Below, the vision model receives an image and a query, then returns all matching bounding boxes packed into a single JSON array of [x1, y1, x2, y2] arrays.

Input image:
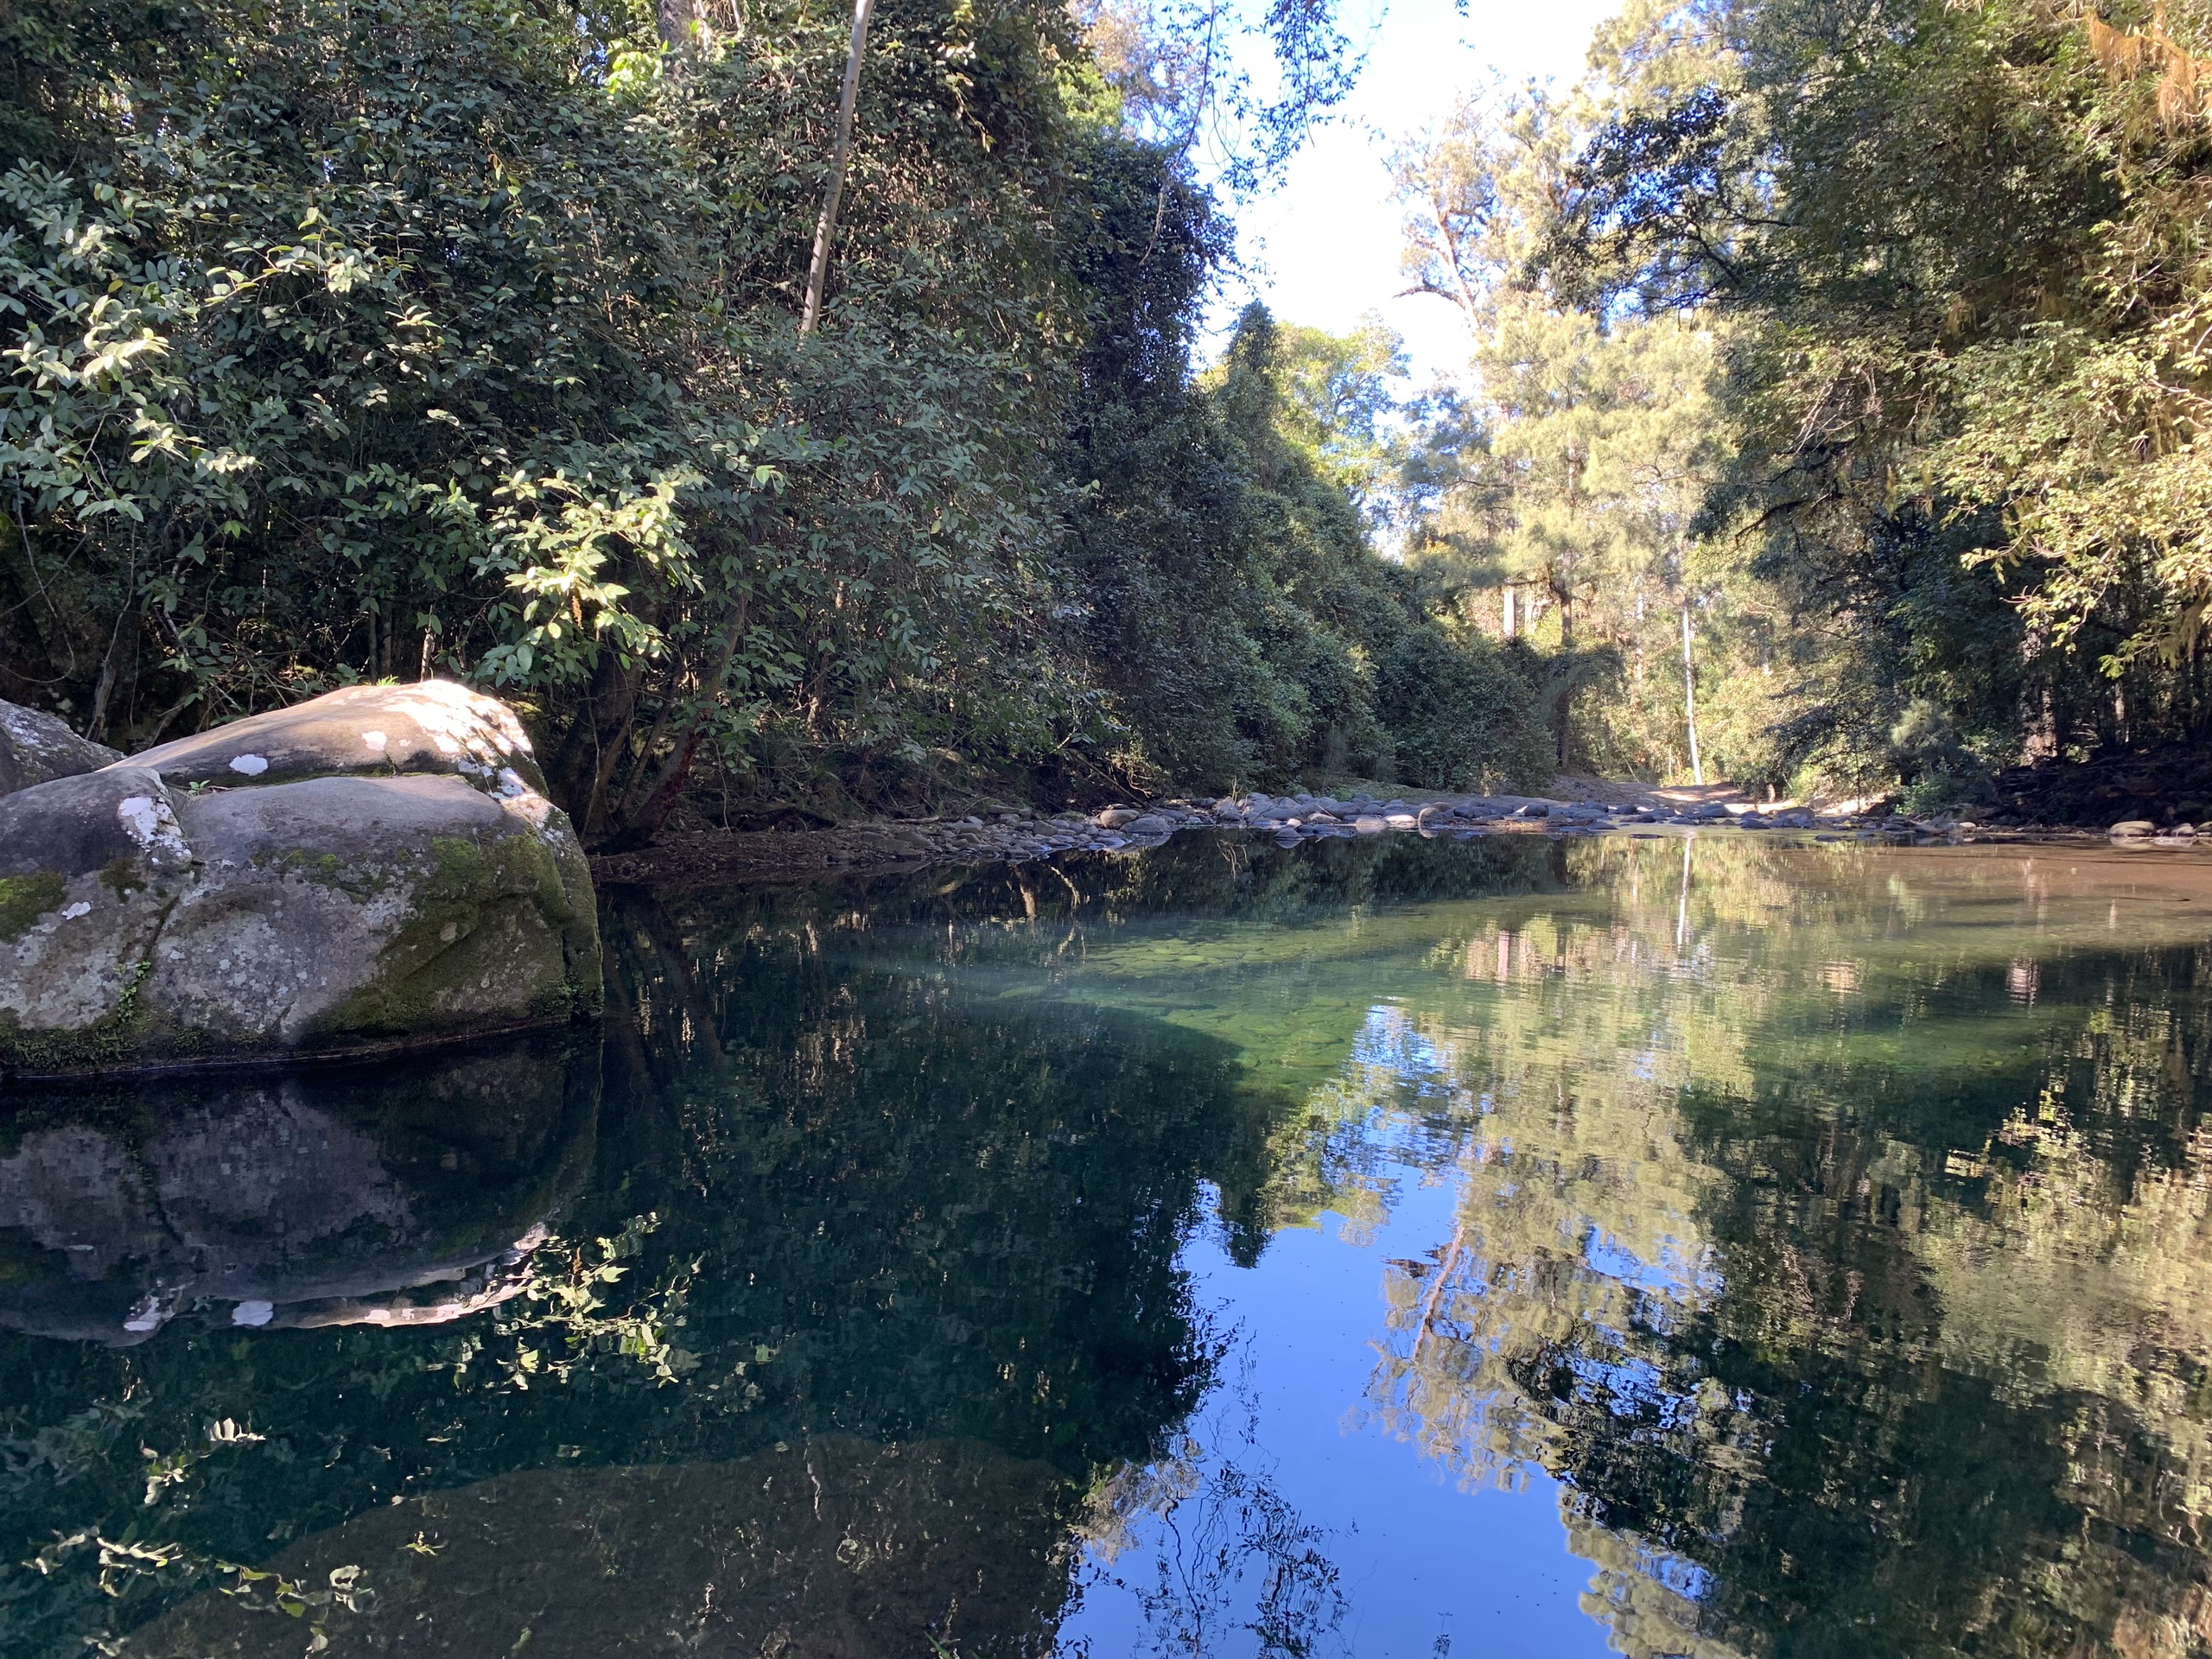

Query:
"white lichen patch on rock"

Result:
[[115, 790, 192, 868]]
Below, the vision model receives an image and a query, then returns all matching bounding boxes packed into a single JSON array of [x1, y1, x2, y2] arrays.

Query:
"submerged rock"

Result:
[[0, 699, 121, 798], [0, 683, 597, 1074], [137, 1434, 1071, 1659]]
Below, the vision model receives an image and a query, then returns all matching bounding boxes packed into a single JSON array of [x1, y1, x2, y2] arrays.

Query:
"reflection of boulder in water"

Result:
[[138, 1435, 1071, 1658], [0, 1036, 597, 1344]]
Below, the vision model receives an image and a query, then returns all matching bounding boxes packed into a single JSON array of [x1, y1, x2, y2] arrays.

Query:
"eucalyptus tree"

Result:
[[1393, 90, 1730, 778]]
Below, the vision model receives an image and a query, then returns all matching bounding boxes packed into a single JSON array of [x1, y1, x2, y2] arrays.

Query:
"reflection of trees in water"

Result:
[[1070, 1362, 1349, 1659], [599, 881, 1265, 1472], [3, 873, 1311, 1658], [19, 836, 2212, 1656], [1295, 842, 2212, 1657]]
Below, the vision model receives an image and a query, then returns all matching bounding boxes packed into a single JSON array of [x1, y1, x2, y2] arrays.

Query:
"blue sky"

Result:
[[1212, 0, 1623, 385]]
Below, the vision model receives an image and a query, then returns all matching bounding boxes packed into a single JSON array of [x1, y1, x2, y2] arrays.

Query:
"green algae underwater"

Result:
[[3, 830, 2212, 1657]]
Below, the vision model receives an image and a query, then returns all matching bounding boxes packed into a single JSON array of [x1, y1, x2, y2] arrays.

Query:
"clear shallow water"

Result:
[[4, 832, 2212, 1656]]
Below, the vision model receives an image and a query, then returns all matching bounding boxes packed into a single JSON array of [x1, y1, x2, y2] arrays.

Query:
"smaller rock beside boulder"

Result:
[[0, 702, 122, 799]]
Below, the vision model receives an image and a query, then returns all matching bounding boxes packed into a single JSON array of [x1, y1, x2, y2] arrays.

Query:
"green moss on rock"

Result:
[[0, 872, 66, 944], [0, 948, 185, 1073], [321, 832, 580, 1039]]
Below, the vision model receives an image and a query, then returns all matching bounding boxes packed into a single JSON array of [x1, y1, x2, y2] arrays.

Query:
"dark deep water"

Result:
[[5, 831, 2212, 1658]]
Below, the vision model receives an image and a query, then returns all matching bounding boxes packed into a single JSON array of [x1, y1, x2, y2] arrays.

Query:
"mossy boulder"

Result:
[[0, 699, 122, 799], [0, 687, 599, 1075]]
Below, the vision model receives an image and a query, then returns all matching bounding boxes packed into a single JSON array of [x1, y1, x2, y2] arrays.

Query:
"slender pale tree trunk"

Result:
[[800, 0, 876, 335], [1554, 581, 1574, 768], [1675, 836, 1693, 955], [1681, 602, 1703, 786]]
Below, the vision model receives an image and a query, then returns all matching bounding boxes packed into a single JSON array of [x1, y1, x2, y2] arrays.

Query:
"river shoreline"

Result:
[[590, 788, 2168, 889]]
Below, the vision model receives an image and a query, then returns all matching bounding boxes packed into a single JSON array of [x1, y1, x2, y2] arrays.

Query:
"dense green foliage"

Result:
[[1069, 289, 1548, 790], [21, 0, 2212, 823], [0, 0, 1547, 845], [1389, 0, 2212, 804]]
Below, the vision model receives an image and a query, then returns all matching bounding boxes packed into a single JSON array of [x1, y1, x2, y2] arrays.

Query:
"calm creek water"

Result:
[[5, 831, 2212, 1657]]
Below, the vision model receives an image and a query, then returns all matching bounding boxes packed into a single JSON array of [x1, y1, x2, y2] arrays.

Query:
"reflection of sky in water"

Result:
[[1584, 1226, 1719, 1302], [1043, 841, 2212, 1656], [1556, 1350, 1701, 1434], [1062, 1176, 1616, 1659], [1062, 990, 1731, 1656], [1350, 1004, 1452, 1085]]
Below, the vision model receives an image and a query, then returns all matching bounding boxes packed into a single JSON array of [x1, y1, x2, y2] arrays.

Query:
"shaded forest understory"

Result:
[[11, 0, 2212, 846]]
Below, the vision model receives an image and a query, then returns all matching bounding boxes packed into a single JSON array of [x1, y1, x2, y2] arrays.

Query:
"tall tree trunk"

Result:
[[799, 0, 876, 335], [544, 651, 648, 838], [1681, 602, 1703, 785], [1554, 582, 1573, 768]]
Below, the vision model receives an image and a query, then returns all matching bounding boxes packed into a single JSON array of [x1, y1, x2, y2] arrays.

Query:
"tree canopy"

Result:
[[0, 0, 1546, 844], [1390, 0, 2212, 805]]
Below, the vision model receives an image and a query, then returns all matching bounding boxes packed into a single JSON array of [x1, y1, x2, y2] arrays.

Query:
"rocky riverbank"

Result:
[[594, 785, 2131, 887]]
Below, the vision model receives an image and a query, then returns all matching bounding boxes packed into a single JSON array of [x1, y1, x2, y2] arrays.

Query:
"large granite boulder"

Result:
[[0, 683, 599, 1074], [0, 700, 121, 798]]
